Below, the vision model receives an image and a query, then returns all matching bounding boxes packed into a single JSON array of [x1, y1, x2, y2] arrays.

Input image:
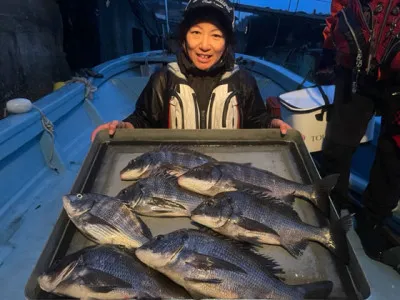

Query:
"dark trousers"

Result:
[[321, 68, 400, 221]]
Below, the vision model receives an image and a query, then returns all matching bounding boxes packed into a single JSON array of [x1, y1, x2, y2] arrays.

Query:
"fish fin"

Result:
[[311, 174, 340, 215], [190, 225, 284, 278], [185, 253, 247, 274], [148, 169, 179, 181], [240, 162, 253, 166], [148, 197, 187, 212], [280, 194, 296, 205], [158, 145, 216, 160], [159, 163, 188, 176], [233, 182, 273, 195], [185, 288, 207, 300], [244, 250, 284, 279], [79, 268, 132, 291], [262, 199, 303, 223], [236, 187, 297, 207], [184, 277, 223, 284], [193, 224, 256, 250], [295, 280, 333, 299], [234, 217, 279, 236], [281, 239, 309, 258], [135, 214, 153, 240], [325, 214, 353, 264], [84, 215, 122, 237]]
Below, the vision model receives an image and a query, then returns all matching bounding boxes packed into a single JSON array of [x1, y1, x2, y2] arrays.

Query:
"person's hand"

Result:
[[270, 119, 305, 140], [271, 119, 292, 135], [91, 120, 134, 142]]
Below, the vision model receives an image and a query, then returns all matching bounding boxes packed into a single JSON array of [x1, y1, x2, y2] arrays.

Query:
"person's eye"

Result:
[[191, 31, 201, 35]]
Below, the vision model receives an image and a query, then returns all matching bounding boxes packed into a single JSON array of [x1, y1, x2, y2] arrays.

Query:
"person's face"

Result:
[[185, 22, 226, 70]]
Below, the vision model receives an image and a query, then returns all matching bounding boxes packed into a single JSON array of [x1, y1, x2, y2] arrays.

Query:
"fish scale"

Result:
[[117, 172, 209, 217], [120, 146, 217, 180], [135, 229, 333, 300], [191, 191, 352, 263], [177, 161, 340, 215], [63, 193, 152, 249], [38, 245, 190, 299], [217, 162, 309, 198]]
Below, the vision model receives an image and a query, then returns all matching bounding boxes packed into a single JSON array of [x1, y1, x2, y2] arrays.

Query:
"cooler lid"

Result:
[[278, 85, 335, 112]]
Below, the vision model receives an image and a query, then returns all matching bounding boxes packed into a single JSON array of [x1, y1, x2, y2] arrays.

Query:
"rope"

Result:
[[65, 77, 98, 100], [31, 105, 58, 172]]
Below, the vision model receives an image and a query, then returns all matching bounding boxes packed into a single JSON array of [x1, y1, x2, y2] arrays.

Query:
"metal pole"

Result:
[[288, 0, 292, 11], [295, 0, 300, 12], [164, 0, 170, 34]]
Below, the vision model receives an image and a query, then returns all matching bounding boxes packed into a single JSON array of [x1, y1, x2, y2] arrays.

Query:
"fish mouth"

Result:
[[62, 196, 78, 216], [62, 196, 89, 217], [37, 274, 55, 292], [38, 260, 78, 292]]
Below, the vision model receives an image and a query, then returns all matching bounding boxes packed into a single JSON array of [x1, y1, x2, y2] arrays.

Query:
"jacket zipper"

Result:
[[357, 0, 372, 30], [192, 93, 201, 129], [360, 1, 374, 73], [381, 35, 400, 64], [222, 91, 238, 128], [206, 93, 216, 129], [171, 90, 186, 129], [371, 0, 394, 64], [341, 10, 363, 93]]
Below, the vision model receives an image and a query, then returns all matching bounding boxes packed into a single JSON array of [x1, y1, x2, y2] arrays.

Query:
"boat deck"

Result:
[[0, 51, 399, 299]]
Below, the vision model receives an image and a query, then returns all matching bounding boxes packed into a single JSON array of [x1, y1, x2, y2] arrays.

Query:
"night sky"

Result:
[[235, 0, 331, 13]]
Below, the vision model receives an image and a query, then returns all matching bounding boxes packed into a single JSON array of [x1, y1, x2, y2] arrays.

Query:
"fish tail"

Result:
[[310, 174, 340, 215], [295, 280, 333, 299], [324, 214, 353, 264]]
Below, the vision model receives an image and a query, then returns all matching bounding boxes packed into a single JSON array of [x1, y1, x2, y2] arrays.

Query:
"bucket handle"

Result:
[[315, 85, 331, 122]]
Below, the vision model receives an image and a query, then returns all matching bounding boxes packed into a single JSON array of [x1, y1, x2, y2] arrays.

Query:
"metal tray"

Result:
[[24, 129, 368, 299]]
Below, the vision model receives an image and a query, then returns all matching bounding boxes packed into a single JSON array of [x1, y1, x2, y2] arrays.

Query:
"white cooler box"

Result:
[[278, 85, 375, 153]]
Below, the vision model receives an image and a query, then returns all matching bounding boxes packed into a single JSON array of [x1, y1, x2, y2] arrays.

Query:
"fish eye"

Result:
[[155, 235, 164, 241], [206, 200, 214, 207], [77, 194, 83, 199]]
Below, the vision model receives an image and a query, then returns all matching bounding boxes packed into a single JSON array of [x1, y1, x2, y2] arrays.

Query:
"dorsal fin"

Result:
[[149, 169, 178, 181], [234, 189, 301, 222], [156, 145, 217, 161], [239, 188, 279, 202], [143, 163, 188, 178]]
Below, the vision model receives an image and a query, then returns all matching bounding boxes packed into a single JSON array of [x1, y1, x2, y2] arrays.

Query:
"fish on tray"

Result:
[[38, 244, 190, 299], [116, 170, 209, 217], [63, 193, 152, 249], [135, 229, 333, 299], [120, 146, 217, 180], [177, 161, 340, 215], [191, 191, 352, 263]]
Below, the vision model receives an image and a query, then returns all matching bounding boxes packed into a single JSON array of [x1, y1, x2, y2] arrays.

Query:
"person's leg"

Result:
[[356, 85, 400, 260], [321, 68, 375, 210]]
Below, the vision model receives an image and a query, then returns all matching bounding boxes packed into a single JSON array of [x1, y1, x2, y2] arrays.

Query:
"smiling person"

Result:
[[91, 0, 293, 141]]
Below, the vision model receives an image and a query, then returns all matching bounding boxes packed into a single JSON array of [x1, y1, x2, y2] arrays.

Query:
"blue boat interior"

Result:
[[0, 50, 398, 299]]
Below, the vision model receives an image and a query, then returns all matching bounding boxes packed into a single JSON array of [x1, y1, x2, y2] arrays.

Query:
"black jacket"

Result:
[[123, 50, 273, 129]]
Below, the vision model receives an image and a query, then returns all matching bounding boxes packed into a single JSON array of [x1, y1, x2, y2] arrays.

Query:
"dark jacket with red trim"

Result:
[[322, 0, 400, 80], [123, 51, 273, 129]]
